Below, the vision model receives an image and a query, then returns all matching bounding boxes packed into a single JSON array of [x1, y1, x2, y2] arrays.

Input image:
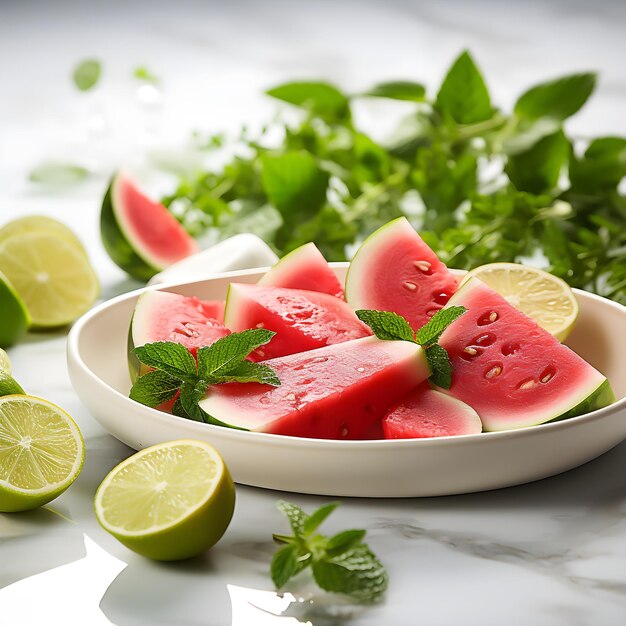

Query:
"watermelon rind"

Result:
[[101, 176, 161, 281], [258, 242, 344, 298]]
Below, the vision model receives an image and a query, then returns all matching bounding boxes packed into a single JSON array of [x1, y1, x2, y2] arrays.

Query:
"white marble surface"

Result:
[[1, 1, 626, 624]]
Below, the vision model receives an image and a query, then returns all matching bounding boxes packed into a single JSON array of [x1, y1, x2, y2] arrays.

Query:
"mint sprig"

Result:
[[129, 329, 280, 426], [355, 307, 467, 389], [271, 500, 388, 603]]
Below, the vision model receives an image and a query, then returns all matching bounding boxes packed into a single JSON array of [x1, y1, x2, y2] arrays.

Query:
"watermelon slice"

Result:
[[345, 217, 459, 331], [101, 172, 199, 281], [199, 336, 429, 439], [224, 283, 371, 360], [383, 383, 482, 439], [439, 278, 615, 431], [129, 290, 229, 381], [258, 242, 344, 298]]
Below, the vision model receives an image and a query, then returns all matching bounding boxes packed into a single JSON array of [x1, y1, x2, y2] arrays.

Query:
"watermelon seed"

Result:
[[256, 322, 264, 328], [539, 366, 556, 383], [461, 346, 482, 361], [463, 347, 478, 356], [340, 426, 349, 437], [432, 291, 451, 305], [501, 341, 520, 356], [477, 311, 499, 326], [473, 333, 496, 347], [518, 379, 536, 390], [403, 281, 418, 292], [414, 260, 432, 274], [484, 364, 503, 379], [357, 367, 365, 372]]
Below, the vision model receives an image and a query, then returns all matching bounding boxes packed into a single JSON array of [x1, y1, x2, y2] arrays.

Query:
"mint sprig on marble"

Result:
[[271, 500, 388, 603], [129, 329, 280, 425], [356, 306, 467, 389]]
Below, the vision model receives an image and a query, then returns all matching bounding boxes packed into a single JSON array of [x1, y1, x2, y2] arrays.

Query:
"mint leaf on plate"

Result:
[[133, 342, 197, 383], [129, 370, 180, 407], [355, 310, 414, 342], [215, 360, 281, 386], [414, 306, 467, 347], [425, 343, 453, 389]]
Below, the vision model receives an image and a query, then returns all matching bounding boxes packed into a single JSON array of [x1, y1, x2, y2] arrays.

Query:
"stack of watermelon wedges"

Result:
[[128, 216, 615, 440]]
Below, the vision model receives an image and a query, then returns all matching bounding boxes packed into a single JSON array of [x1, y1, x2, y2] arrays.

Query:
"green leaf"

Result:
[[196, 329, 276, 381], [171, 395, 191, 419], [425, 343, 453, 389], [312, 543, 388, 602], [303, 502, 339, 536], [502, 118, 561, 156], [29, 162, 90, 185], [277, 500, 309, 538], [355, 310, 414, 342], [72, 59, 101, 91], [414, 306, 467, 346], [515, 72, 596, 121], [271, 544, 299, 589], [133, 342, 198, 383], [266, 81, 349, 122], [505, 130, 569, 193], [327, 529, 367, 554], [363, 81, 426, 102], [570, 136, 626, 193], [133, 65, 160, 83], [179, 381, 210, 422], [435, 51, 492, 124], [129, 370, 180, 408], [261, 152, 330, 224], [215, 360, 280, 386]]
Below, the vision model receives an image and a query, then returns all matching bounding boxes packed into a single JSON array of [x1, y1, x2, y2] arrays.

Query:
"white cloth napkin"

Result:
[[147, 234, 278, 285]]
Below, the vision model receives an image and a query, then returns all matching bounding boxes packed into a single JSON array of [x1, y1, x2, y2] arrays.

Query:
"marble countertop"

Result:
[[1, 1, 625, 624]]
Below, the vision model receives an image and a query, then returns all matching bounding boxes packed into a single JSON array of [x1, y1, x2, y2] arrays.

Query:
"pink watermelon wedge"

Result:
[[345, 217, 459, 331], [199, 336, 429, 439], [224, 283, 371, 360], [101, 172, 198, 281], [439, 278, 615, 431], [129, 290, 229, 381], [382, 383, 482, 439], [258, 242, 344, 298]]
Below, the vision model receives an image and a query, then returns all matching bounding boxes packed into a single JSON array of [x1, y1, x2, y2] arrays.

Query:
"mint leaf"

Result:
[[570, 137, 626, 193], [266, 81, 349, 122], [312, 543, 388, 603], [216, 360, 281, 386], [364, 81, 426, 102], [133, 342, 197, 383], [515, 72, 596, 121], [271, 544, 299, 588], [303, 502, 339, 536], [171, 395, 191, 419], [435, 51, 491, 124], [425, 343, 453, 389], [276, 500, 308, 538], [355, 310, 414, 342], [327, 529, 367, 554], [196, 329, 276, 380], [129, 370, 180, 407], [72, 59, 101, 91], [505, 129, 569, 193], [179, 381, 209, 423], [414, 306, 467, 346]]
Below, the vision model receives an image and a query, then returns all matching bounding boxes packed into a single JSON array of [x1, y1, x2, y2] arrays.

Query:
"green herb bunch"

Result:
[[162, 51, 625, 304]]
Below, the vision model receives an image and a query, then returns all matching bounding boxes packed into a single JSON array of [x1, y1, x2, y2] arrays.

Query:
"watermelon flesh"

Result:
[[345, 217, 459, 331], [439, 278, 615, 431], [129, 290, 230, 381], [199, 337, 430, 439], [383, 383, 482, 439], [101, 172, 198, 280], [258, 242, 344, 298], [224, 283, 371, 361]]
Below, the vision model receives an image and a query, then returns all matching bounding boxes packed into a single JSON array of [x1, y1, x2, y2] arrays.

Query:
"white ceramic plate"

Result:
[[67, 265, 626, 497]]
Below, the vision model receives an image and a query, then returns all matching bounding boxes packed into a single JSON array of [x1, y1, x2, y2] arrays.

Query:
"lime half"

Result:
[[95, 439, 235, 561], [0, 348, 11, 374], [0, 215, 87, 258], [0, 395, 85, 512], [463, 262, 578, 341], [0, 270, 30, 347], [0, 232, 99, 327]]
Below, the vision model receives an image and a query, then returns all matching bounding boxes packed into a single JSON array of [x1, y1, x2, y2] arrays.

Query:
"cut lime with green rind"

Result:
[[100, 176, 160, 281], [0, 271, 30, 347], [0, 395, 85, 512], [0, 348, 11, 375], [0, 216, 88, 259], [95, 439, 236, 561], [0, 232, 99, 328], [0, 372, 24, 397]]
